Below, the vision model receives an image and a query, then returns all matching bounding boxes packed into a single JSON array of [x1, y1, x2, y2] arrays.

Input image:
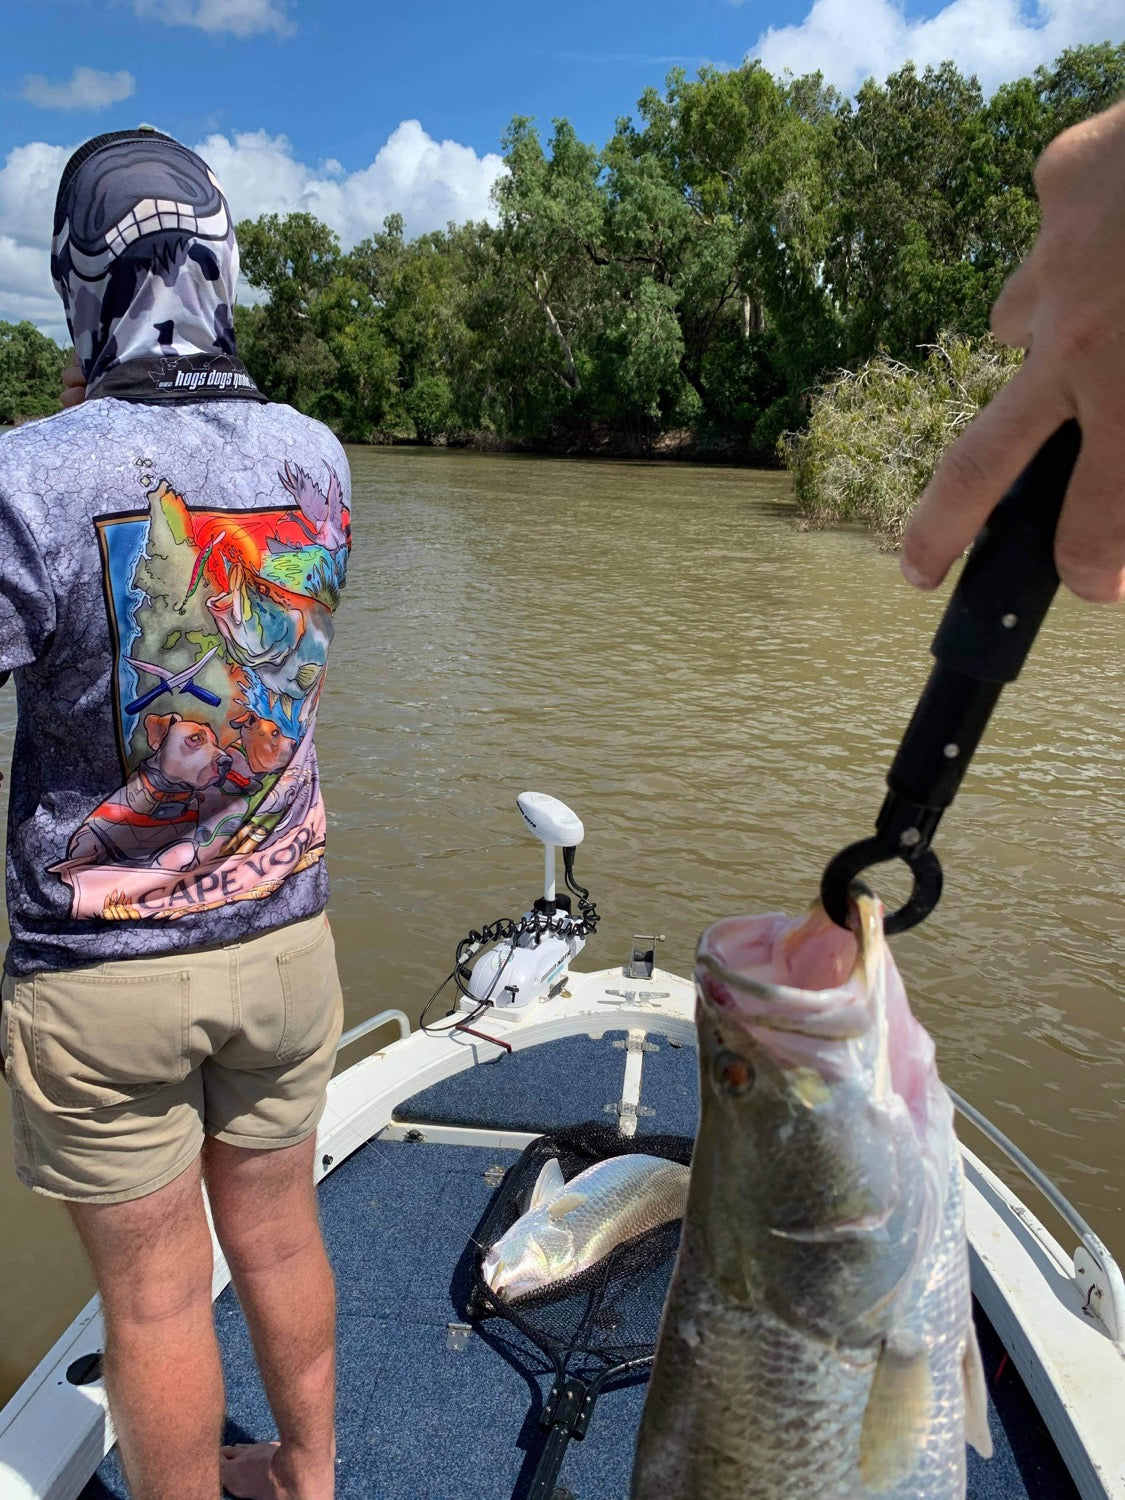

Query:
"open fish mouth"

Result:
[[697, 897, 948, 1149], [694, 898, 894, 1088], [696, 901, 884, 1033]]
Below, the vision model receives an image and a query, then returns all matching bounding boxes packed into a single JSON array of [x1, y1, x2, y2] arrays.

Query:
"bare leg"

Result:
[[67, 1157, 223, 1500], [204, 1134, 335, 1500]]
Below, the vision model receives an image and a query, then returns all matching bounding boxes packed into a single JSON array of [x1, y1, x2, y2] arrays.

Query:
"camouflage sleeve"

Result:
[[0, 483, 57, 674]]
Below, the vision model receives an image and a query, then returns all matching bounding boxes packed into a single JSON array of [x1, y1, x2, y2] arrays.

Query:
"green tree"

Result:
[[235, 213, 343, 410], [826, 62, 991, 361], [306, 277, 400, 441], [237, 212, 341, 302], [346, 216, 476, 437], [491, 117, 607, 422], [404, 374, 455, 442], [225, 44, 1121, 462], [1039, 42, 1125, 134], [967, 44, 1125, 311], [0, 321, 67, 424], [607, 63, 841, 451]]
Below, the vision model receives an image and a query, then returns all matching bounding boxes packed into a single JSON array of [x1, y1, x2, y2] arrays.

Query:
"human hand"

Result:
[[901, 99, 1125, 604], [60, 357, 86, 409]]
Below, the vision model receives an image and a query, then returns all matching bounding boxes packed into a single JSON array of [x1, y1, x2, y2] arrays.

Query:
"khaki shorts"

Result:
[[0, 912, 343, 1204]]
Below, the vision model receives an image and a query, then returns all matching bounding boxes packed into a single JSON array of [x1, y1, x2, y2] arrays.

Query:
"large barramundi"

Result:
[[483, 1153, 690, 1302], [631, 895, 991, 1500]]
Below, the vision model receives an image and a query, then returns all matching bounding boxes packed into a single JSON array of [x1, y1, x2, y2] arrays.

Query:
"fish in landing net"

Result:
[[482, 1153, 690, 1302], [630, 894, 992, 1500]]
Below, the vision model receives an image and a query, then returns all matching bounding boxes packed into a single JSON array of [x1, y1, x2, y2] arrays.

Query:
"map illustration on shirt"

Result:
[[49, 459, 350, 922]]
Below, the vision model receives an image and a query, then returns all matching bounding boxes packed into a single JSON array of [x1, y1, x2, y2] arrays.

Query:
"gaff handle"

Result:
[[821, 420, 1081, 933]]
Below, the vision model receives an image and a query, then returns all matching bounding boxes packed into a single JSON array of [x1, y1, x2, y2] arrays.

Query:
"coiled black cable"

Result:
[[420, 913, 530, 1036], [563, 846, 599, 937]]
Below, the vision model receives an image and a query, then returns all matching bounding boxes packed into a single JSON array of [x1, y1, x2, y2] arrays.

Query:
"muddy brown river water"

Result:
[[0, 446, 1121, 1403]]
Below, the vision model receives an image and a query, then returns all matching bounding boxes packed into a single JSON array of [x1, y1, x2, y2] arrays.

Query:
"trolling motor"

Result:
[[821, 421, 1082, 934], [457, 793, 599, 1019]]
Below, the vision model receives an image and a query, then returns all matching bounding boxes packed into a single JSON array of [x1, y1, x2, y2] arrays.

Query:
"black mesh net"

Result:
[[463, 1123, 694, 1499], [468, 1122, 693, 1374]]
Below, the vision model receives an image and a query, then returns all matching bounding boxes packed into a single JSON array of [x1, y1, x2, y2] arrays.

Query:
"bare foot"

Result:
[[221, 1442, 281, 1499]]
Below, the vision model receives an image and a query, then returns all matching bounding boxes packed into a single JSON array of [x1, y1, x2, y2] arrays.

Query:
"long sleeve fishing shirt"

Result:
[[0, 129, 351, 975]]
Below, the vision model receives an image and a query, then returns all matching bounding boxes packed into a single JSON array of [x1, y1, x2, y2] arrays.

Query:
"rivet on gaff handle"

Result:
[[820, 419, 1082, 936]]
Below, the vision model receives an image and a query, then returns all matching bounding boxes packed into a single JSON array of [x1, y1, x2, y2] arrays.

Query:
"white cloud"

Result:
[[0, 142, 73, 341], [0, 235, 68, 338], [0, 142, 71, 250], [195, 121, 506, 245], [130, 0, 294, 38], [0, 124, 506, 341], [21, 68, 136, 111], [749, 0, 1125, 95]]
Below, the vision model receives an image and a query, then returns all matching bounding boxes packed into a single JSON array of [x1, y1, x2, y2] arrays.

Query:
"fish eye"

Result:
[[712, 1049, 755, 1095]]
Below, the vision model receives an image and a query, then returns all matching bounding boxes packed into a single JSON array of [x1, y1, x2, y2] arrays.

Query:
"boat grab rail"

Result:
[[950, 1087, 1125, 1345], [338, 1009, 412, 1052]]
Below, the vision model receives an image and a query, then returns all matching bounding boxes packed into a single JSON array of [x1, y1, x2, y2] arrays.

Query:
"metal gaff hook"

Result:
[[819, 420, 1081, 936]]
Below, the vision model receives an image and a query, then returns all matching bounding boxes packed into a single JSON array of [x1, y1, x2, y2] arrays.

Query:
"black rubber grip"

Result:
[[887, 420, 1081, 812], [930, 420, 1081, 682], [821, 422, 1082, 933]]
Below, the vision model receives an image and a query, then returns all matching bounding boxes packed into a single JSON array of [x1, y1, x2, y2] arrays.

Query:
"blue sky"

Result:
[[2, 0, 1123, 339]]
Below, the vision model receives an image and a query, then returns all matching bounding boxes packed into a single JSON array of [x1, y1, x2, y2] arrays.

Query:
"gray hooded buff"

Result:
[[51, 129, 265, 404]]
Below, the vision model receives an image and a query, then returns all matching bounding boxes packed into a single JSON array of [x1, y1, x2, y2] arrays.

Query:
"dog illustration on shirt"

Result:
[[62, 712, 232, 871]]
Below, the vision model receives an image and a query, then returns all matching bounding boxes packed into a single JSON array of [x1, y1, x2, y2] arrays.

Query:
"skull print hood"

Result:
[[52, 129, 265, 404]]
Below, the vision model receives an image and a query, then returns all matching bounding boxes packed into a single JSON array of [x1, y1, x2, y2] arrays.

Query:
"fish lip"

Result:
[[694, 944, 874, 1043], [694, 899, 887, 1042]]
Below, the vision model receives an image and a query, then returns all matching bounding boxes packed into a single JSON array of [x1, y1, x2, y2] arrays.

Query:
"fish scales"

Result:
[[634, 1235, 876, 1497], [631, 897, 989, 1500]]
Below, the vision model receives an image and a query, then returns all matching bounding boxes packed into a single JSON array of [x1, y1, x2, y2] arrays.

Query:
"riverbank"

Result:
[[6, 335, 1012, 532], [3, 418, 772, 467], [360, 424, 773, 465]]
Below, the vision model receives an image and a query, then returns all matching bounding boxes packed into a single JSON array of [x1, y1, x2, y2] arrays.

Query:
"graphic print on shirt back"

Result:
[[50, 460, 349, 921]]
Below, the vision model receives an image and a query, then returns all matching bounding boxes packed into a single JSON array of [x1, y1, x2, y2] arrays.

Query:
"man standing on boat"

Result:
[[0, 128, 345, 1500]]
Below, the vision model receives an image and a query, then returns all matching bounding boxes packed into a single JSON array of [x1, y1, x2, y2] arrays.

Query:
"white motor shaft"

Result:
[[517, 792, 584, 906], [461, 793, 589, 1018]]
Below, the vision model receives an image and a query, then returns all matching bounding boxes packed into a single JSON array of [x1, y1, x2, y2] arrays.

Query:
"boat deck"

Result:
[[81, 1028, 1080, 1500]]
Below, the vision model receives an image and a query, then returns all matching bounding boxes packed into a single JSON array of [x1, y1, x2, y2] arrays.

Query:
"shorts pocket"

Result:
[[0, 977, 13, 1081], [276, 916, 337, 1064], [31, 967, 191, 1110]]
